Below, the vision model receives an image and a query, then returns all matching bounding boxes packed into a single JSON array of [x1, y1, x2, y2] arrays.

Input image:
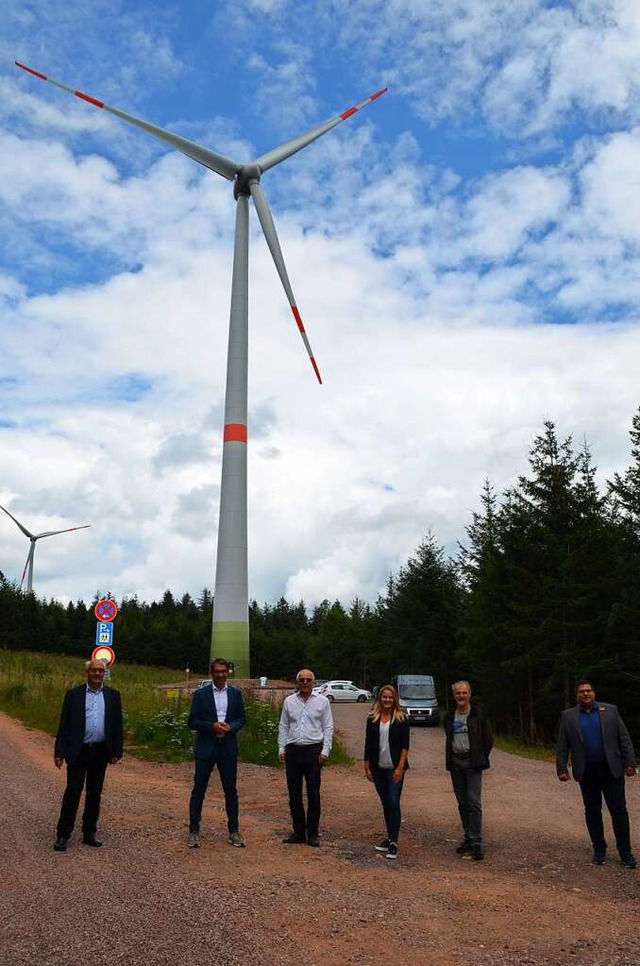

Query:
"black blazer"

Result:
[[54, 684, 123, 764], [364, 715, 410, 773], [444, 703, 493, 771]]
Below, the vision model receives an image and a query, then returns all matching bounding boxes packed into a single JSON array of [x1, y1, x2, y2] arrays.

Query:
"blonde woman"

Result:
[[363, 685, 410, 859]]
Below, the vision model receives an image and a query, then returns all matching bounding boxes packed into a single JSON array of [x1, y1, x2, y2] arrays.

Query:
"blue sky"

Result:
[[2, 0, 640, 607]]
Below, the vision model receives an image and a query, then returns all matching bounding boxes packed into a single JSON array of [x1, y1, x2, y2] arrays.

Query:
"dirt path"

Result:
[[1, 705, 639, 966]]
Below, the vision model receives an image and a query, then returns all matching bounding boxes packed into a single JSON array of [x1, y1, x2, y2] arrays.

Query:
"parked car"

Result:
[[312, 678, 351, 693], [319, 682, 371, 703]]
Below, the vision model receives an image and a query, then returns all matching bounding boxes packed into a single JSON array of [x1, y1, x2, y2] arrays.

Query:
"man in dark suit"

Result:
[[53, 658, 123, 852], [187, 658, 246, 849], [557, 679, 637, 868]]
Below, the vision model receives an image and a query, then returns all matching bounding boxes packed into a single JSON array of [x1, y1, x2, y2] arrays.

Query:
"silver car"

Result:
[[319, 682, 371, 703]]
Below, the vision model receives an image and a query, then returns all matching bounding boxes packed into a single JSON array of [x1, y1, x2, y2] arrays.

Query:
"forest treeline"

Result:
[[2, 410, 640, 745]]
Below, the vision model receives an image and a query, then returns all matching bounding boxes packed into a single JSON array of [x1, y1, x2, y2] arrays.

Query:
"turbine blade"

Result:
[[0, 503, 34, 539], [253, 87, 388, 173], [20, 545, 34, 590], [250, 182, 322, 384], [37, 524, 91, 540], [15, 61, 242, 181]]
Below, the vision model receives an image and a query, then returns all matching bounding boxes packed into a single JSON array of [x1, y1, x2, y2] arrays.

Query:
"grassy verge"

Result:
[[494, 734, 555, 761], [0, 649, 350, 766]]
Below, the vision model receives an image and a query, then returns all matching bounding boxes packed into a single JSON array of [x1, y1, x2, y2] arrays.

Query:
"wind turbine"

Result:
[[0, 503, 90, 594], [15, 60, 387, 676]]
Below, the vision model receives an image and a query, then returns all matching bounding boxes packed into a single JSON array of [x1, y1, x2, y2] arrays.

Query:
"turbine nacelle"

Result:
[[234, 164, 262, 200]]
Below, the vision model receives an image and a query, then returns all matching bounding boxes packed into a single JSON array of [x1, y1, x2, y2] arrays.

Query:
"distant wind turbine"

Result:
[[15, 60, 387, 675], [0, 503, 90, 594]]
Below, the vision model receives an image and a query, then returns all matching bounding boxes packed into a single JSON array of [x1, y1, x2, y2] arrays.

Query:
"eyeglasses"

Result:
[[577, 689, 593, 694]]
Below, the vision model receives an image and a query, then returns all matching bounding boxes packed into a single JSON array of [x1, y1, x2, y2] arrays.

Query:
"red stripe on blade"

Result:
[[310, 358, 322, 384], [291, 306, 305, 334], [15, 61, 47, 81], [224, 423, 247, 443], [340, 106, 358, 120], [75, 91, 104, 108], [370, 88, 388, 100]]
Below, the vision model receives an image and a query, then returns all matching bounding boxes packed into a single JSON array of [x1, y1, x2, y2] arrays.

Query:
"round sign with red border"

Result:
[[95, 598, 118, 622], [92, 645, 115, 667]]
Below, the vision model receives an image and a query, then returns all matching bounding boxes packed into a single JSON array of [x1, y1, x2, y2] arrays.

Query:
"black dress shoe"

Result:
[[307, 836, 320, 847], [54, 836, 68, 852], [282, 833, 305, 844], [82, 834, 103, 847]]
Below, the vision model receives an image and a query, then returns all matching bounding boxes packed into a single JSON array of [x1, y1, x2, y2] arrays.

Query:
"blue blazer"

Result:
[[54, 684, 123, 764], [188, 684, 246, 759]]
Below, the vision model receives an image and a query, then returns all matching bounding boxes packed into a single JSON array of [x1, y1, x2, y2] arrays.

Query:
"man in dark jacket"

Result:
[[53, 659, 123, 852], [556, 679, 636, 868], [187, 658, 246, 849], [445, 680, 493, 861]]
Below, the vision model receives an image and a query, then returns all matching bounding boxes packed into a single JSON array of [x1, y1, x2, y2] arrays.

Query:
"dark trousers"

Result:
[[579, 761, 631, 855], [189, 745, 239, 833], [450, 757, 483, 844], [56, 742, 109, 838], [285, 742, 323, 838], [372, 768, 404, 843]]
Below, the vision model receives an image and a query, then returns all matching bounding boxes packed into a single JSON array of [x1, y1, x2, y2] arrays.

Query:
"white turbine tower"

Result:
[[0, 504, 90, 594], [16, 61, 387, 676]]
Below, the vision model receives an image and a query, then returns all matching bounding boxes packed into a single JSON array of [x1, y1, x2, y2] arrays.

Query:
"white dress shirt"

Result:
[[212, 683, 228, 722], [278, 692, 334, 757]]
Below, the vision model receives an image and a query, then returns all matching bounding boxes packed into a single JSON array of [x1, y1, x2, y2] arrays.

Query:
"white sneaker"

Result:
[[386, 842, 398, 860]]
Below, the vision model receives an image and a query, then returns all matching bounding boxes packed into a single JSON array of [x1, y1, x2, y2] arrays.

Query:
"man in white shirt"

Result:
[[278, 669, 333, 847]]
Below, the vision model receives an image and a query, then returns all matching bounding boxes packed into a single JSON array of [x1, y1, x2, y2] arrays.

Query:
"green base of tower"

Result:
[[210, 621, 250, 679]]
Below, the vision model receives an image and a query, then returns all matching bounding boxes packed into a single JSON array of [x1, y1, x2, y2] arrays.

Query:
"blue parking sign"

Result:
[[95, 621, 114, 646]]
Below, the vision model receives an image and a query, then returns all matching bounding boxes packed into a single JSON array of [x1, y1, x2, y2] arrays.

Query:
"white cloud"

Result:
[[2, 0, 640, 614]]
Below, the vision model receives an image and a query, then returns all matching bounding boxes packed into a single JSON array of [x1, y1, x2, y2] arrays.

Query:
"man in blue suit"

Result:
[[53, 658, 123, 852], [187, 658, 246, 849], [557, 679, 637, 868]]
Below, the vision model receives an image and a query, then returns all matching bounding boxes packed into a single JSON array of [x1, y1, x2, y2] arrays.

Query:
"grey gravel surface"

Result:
[[2, 705, 639, 966]]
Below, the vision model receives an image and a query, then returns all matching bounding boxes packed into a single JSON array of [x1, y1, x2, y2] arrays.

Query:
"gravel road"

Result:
[[2, 705, 639, 966]]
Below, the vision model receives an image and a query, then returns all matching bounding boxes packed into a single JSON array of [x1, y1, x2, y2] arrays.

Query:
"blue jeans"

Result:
[[450, 758, 483, 844], [372, 768, 404, 843]]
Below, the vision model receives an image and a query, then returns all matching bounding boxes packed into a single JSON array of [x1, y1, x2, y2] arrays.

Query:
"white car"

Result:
[[319, 682, 371, 703], [312, 678, 351, 693]]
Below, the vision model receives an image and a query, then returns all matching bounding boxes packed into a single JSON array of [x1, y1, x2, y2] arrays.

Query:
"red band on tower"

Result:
[[224, 423, 248, 443]]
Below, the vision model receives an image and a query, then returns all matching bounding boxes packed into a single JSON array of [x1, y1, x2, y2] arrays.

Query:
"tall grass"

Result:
[[0, 649, 351, 766], [0, 649, 181, 736]]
